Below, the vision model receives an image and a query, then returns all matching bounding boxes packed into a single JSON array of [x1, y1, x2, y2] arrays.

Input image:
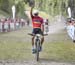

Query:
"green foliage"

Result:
[[0, 0, 27, 18], [0, 0, 9, 13], [34, 0, 69, 16], [0, 0, 71, 17]]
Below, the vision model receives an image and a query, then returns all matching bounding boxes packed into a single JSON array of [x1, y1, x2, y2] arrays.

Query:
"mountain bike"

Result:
[[28, 33, 47, 61]]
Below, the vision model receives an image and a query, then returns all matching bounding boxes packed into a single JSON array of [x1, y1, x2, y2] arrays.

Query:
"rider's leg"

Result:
[[41, 36, 44, 45], [32, 36, 34, 46], [32, 36, 36, 53], [39, 36, 44, 51], [32, 36, 34, 52], [32, 28, 35, 49], [32, 28, 37, 53]]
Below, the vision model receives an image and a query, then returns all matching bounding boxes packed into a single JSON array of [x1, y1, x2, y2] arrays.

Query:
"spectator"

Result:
[[44, 19, 49, 34], [1, 18, 5, 32], [66, 18, 75, 42], [27, 19, 30, 26]]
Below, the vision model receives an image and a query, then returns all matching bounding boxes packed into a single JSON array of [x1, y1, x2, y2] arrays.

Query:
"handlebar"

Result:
[[28, 33, 48, 36]]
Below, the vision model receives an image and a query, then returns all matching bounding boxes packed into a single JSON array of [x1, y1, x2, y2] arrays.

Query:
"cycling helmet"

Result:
[[33, 10, 39, 16]]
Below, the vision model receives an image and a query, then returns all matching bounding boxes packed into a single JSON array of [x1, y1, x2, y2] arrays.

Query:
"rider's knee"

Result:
[[32, 36, 34, 40], [41, 36, 44, 40]]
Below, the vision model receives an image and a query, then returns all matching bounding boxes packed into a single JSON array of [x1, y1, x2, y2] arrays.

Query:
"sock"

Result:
[[32, 46, 35, 50]]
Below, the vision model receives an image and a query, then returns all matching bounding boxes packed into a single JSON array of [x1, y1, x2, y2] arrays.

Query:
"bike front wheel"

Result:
[[35, 39, 40, 61]]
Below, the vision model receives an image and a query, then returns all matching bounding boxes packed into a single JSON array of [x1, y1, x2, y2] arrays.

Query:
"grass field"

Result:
[[0, 27, 75, 62]]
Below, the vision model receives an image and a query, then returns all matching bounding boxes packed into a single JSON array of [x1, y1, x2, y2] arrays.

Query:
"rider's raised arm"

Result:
[[30, 7, 34, 18]]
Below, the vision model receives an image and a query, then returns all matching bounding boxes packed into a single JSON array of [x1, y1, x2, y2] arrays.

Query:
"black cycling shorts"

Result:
[[32, 28, 43, 35]]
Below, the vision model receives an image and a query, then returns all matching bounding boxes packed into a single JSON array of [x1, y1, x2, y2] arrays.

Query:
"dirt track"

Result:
[[0, 60, 75, 65]]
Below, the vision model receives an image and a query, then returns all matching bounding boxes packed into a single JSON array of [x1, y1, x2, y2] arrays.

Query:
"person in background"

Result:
[[44, 19, 49, 34], [66, 18, 75, 42]]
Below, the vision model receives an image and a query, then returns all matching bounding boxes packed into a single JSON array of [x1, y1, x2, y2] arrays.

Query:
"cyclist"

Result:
[[30, 7, 44, 53]]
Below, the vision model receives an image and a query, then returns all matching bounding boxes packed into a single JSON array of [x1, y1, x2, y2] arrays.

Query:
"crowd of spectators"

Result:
[[0, 17, 29, 32]]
